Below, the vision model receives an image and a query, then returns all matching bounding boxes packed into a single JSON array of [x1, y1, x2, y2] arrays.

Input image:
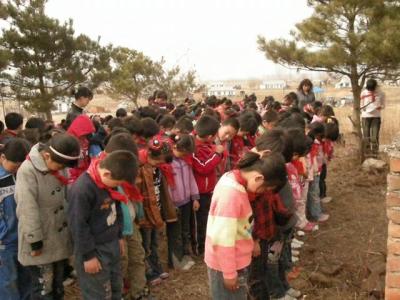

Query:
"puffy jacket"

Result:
[[192, 139, 223, 194], [15, 144, 71, 266], [67, 115, 95, 183], [0, 166, 17, 250]]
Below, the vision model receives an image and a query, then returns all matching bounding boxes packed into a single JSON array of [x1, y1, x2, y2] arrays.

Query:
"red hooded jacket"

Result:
[[67, 115, 95, 183], [192, 138, 223, 194]]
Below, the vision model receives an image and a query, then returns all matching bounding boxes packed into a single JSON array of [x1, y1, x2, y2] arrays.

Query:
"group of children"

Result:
[[0, 84, 340, 300]]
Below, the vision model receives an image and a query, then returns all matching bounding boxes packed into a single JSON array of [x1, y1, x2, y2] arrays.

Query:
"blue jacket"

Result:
[[0, 166, 17, 250]]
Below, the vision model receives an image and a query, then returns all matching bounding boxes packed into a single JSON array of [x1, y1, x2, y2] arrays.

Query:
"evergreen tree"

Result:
[[1, 0, 110, 119]]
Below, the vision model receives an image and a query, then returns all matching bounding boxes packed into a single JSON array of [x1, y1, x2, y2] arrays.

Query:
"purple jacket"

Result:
[[169, 157, 200, 207]]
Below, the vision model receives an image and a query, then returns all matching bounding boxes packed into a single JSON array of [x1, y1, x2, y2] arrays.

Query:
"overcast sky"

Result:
[[46, 0, 313, 81]]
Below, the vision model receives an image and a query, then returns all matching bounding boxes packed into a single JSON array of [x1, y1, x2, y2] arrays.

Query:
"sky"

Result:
[[46, 0, 313, 81]]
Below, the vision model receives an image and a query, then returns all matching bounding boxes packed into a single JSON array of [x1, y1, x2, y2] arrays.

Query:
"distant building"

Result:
[[207, 82, 236, 97], [335, 77, 351, 89], [259, 80, 288, 90], [52, 99, 71, 114]]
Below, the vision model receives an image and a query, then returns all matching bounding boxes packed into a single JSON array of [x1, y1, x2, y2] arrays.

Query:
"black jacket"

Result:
[[67, 173, 122, 260], [65, 103, 84, 129]]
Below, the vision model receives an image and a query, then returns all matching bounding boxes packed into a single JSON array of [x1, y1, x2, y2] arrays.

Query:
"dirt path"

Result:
[[65, 143, 388, 300]]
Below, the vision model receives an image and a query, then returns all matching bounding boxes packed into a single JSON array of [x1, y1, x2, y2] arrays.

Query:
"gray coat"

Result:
[[15, 144, 72, 266], [296, 91, 316, 110]]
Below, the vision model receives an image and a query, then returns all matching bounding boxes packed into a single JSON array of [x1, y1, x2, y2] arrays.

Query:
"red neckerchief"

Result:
[[87, 158, 128, 204], [137, 137, 147, 149], [232, 169, 257, 201], [361, 91, 376, 103], [96, 152, 143, 202], [5, 129, 17, 137], [292, 159, 305, 176], [181, 154, 193, 166], [139, 149, 175, 188], [27, 155, 68, 186]]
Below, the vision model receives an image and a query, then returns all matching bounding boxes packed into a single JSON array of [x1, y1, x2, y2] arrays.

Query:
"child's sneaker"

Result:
[[318, 213, 330, 222], [292, 256, 299, 263], [159, 272, 169, 280], [292, 238, 304, 245], [302, 222, 317, 232], [321, 196, 333, 204], [291, 242, 302, 250], [175, 255, 195, 271], [148, 276, 163, 286], [296, 230, 305, 237], [292, 249, 300, 256], [271, 295, 297, 300], [286, 287, 302, 298]]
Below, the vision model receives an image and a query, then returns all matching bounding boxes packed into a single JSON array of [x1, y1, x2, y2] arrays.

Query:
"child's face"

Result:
[[0, 155, 22, 174], [218, 125, 237, 142], [292, 154, 300, 161]]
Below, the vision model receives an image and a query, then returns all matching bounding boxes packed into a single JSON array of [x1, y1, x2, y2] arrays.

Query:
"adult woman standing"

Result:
[[360, 78, 385, 154], [296, 79, 316, 110]]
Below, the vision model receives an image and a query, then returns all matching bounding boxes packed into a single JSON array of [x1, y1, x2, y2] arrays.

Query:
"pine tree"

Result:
[[1, 0, 110, 120]]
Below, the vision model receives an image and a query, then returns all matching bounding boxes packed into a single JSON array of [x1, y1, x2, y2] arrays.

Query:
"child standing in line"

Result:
[[191, 115, 225, 255], [68, 150, 138, 300], [137, 136, 177, 284], [306, 122, 329, 223], [167, 134, 199, 270], [0, 139, 31, 300], [205, 152, 287, 300], [15, 134, 80, 299]]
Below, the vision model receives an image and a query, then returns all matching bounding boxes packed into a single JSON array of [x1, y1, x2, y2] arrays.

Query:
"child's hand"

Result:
[[252, 240, 261, 257], [224, 276, 239, 291], [216, 145, 225, 154], [193, 200, 200, 211], [119, 239, 125, 256], [30, 250, 42, 257], [84, 257, 102, 274]]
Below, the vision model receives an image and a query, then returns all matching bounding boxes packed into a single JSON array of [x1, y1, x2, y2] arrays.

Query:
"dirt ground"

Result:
[[65, 134, 389, 300]]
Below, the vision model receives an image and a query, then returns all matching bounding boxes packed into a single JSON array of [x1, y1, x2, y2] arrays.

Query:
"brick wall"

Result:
[[386, 150, 400, 300]]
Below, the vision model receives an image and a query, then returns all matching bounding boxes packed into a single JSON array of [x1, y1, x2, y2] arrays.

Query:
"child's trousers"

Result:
[[248, 239, 270, 300], [207, 267, 249, 300], [319, 164, 327, 198], [306, 175, 322, 221], [195, 193, 212, 255], [140, 228, 164, 278], [0, 246, 31, 300], [296, 182, 309, 228], [123, 223, 147, 299], [28, 259, 66, 300], [75, 239, 122, 300]]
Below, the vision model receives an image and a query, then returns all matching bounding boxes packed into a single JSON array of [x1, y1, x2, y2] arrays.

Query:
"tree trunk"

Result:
[[350, 75, 363, 162], [45, 109, 52, 121]]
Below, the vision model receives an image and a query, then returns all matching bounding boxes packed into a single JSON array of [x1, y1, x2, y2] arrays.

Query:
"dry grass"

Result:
[[335, 104, 400, 145]]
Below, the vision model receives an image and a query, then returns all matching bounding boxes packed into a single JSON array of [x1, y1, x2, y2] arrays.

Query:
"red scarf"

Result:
[[292, 159, 305, 176], [232, 169, 256, 201], [138, 149, 175, 187], [27, 155, 68, 186], [181, 154, 193, 166], [87, 158, 129, 203], [95, 152, 143, 202]]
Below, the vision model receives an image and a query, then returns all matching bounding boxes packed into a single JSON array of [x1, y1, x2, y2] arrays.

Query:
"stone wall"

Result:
[[386, 137, 400, 300]]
